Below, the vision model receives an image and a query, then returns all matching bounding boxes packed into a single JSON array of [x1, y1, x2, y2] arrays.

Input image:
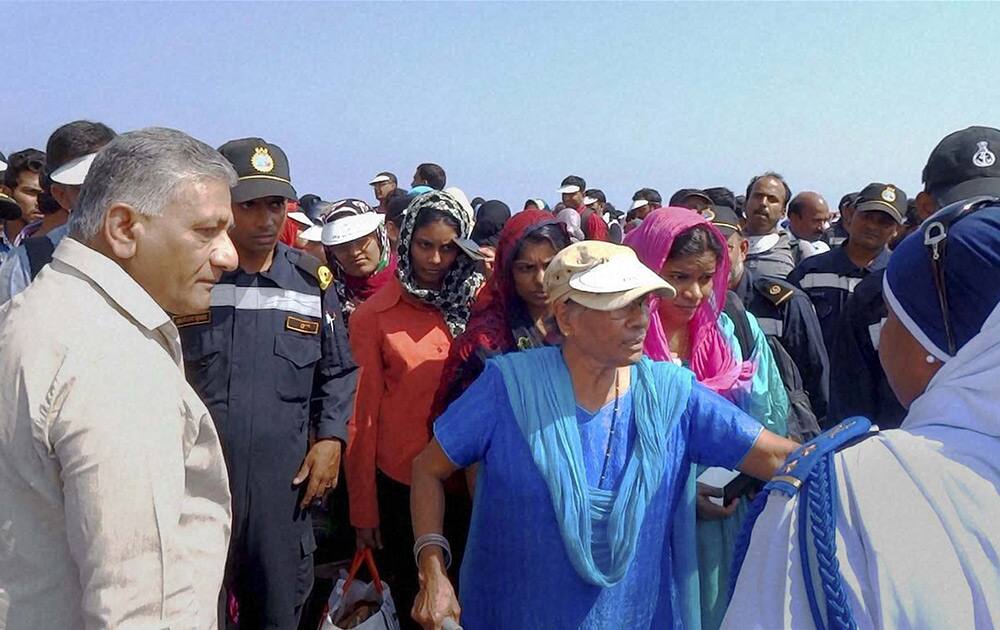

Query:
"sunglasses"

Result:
[[922, 195, 999, 355]]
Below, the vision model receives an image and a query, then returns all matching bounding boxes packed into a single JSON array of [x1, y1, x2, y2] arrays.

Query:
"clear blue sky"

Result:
[[5, 2, 999, 211]]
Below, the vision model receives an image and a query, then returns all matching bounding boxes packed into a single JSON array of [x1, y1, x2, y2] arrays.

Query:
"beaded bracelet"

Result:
[[413, 533, 452, 569]]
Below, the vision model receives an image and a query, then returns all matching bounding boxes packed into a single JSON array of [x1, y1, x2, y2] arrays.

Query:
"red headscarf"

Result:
[[433, 210, 562, 415]]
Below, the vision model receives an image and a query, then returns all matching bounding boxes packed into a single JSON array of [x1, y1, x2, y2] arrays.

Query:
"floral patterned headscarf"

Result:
[[396, 190, 485, 336]]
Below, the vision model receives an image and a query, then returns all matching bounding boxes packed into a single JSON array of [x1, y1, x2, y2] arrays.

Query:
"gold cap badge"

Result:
[[251, 146, 275, 173], [881, 186, 896, 203]]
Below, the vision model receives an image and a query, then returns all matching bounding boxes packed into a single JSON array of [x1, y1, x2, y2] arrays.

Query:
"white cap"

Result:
[[630, 199, 650, 211], [299, 225, 323, 242], [558, 184, 581, 194], [545, 241, 675, 310], [287, 211, 314, 228], [0, 156, 6, 171], [583, 196, 598, 206], [50, 152, 98, 186], [321, 212, 383, 246], [368, 174, 392, 185]]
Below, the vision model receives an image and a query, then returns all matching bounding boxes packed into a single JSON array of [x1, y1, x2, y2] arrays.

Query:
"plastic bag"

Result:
[[320, 549, 399, 630]]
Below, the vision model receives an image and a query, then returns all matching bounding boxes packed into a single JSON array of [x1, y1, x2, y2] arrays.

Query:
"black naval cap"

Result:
[[707, 204, 743, 236], [0, 191, 21, 220], [668, 188, 711, 207], [922, 126, 1000, 205], [854, 182, 907, 224], [218, 137, 296, 204]]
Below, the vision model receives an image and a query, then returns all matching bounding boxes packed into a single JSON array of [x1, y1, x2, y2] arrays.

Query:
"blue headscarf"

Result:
[[886, 201, 1000, 439], [885, 202, 1000, 361]]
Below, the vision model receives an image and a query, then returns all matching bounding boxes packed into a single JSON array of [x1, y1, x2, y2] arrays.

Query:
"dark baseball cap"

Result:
[[838, 192, 859, 211], [669, 188, 711, 207], [854, 183, 906, 224], [922, 126, 1000, 205], [218, 137, 296, 203], [708, 204, 743, 236]]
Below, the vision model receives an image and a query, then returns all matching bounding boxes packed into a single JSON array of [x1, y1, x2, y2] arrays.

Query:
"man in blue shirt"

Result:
[[788, 182, 903, 355]]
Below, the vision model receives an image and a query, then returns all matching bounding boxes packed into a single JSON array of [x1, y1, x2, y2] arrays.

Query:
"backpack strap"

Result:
[[24, 235, 56, 280], [723, 290, 757, 358]]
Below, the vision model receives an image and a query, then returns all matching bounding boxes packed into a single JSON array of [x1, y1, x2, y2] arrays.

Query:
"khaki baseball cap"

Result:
[[545, 241, 676, 311]]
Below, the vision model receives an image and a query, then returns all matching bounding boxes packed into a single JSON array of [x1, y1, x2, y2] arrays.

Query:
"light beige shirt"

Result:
[[0, 237, 232, 629]]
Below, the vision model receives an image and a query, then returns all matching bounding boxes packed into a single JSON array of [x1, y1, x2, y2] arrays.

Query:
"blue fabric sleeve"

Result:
[[685, 381, 764, 469], [433, 361, 503, 468]]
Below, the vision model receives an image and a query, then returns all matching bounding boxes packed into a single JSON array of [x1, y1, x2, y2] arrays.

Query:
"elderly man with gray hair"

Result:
[[0, 127, 238, 629]]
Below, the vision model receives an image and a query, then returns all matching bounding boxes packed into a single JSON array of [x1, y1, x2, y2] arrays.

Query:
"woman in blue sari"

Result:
[[408, 242, 797, 629]]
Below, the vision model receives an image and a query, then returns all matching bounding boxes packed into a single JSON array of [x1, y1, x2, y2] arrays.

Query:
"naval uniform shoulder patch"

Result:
[[286, 315, 320, 335], [173, 312, 211, 328], [755, 278, 795, 307], [317, 265, 333, 291]]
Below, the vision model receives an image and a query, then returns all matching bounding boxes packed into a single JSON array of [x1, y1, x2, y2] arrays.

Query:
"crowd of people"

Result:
[[0, 120, 998, 630]]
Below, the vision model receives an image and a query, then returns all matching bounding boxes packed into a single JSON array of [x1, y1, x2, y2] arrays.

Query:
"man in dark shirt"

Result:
[[829, 125, 1000, 428], [788, 182, 903, 355], [714, 204, 830, 419], [180, 137, 358, 628]]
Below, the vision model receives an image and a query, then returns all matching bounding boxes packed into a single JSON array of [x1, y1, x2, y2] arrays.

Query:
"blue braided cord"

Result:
[[728, 488, 772, 600], [799, 477, 827, 630], [808, 454, 857, 630]]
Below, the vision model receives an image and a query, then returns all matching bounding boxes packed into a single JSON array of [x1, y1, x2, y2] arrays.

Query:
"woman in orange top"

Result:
[[346, 190, 483, 626]]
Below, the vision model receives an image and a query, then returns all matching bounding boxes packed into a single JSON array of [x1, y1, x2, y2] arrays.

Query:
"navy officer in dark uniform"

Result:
[[829, 126, 1000, 429], [788, 182, 903, 356], [713, 204, 830, 421], [178, 137, 357, 629]]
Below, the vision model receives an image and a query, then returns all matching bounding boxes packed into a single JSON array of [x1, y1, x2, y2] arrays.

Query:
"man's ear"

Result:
[[738, 237, 749, 261], [915, 191, 938, 223], [0, 184, 11, 196], [102, 203, 143, 260]]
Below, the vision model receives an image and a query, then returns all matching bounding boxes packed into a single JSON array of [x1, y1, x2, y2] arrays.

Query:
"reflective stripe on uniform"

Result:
[[210, 285, 322, 318], [757, 317, 784, 337], [799, 273, 863, 293], [869, 318, 886, 350]]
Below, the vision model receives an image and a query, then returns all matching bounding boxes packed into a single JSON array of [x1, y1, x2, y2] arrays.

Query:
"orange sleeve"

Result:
[[345, 307, 384, 529]]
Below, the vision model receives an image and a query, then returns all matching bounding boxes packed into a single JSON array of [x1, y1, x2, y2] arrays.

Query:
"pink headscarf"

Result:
[[624, 207, 753, 394]]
